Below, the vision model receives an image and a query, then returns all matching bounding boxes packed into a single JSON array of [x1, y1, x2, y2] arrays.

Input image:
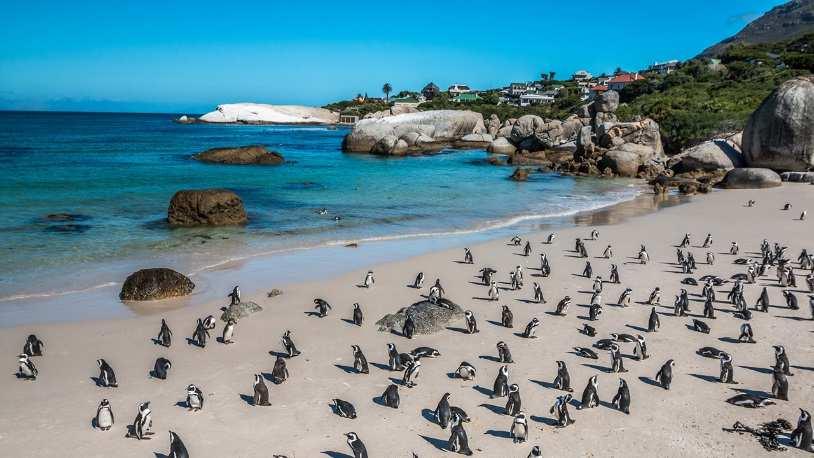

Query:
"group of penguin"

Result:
[[15, 204, 814, 457]]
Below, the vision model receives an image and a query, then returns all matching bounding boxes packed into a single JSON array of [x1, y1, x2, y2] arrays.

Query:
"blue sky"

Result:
[[0, 0, 788, 113]]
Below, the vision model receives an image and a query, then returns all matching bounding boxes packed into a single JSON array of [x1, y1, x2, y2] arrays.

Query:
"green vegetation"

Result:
[[322, 98, 390, 118]]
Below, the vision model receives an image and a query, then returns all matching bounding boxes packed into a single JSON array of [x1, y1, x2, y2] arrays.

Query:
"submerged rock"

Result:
[[167, 189, 248, 227], [193, 145, 284, 165], [510, 168, 530, 181], [220, 301, 263, 322], [376, 298, 464, 335], [119, 268, 195, 301]]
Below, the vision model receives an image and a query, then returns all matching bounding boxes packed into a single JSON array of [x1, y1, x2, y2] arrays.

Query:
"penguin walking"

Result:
[[603, 244, 613, 259], [152, 357, 171, 380], [17, 354, 37, 380], [707, 251, 715, 265], [611, 378, 631, 414], [128, 402, 152, 440], [554, 296, 571, 316], [94, 399, 114, 430], [492, 365, 509, 398], [155, 319, 172, 347], [609, 264, 620, 284], [550, 394, 575, 427], [281, 330, 301, 357], [363, 270, 375, 288], [523, 241, 532, 257], [402, 314, 416, 339], [784, 290, 799, 309], [333, 399, 357, 419], [520, 318, 540, 338], [456, 361, 476, 381], [792, 409, 813, 452], [755, 287, 770, 312], [186, 384, 203, 411], [772, 366, 789, 401], [738, 323, 756, 343], [402, 360, 421, 388], [553, 361, 573, 392], [352, 303, 364, 326], [648, 307, 660, 332], [801, 210, 808, 221], [703, 297, 716, 319], [501, 305, 514, 327], [464, 310, 478, 334], [703, 233, 712, 248], [381, 384, 400, 408], [221, 319, 236, 344], [533, 282, 545, 303], [435, 393, 453, 428], [96, 358, 117, 387], [590, 228, 599, 240], [351, 345, 369, 374], [464, 247, 474, 264], [253, 374, 271, 406], [413, 272, 425, 289], [167, 431, 190, 458], [511, 412, 529, 443], [578, 375, 600, 409], [271, 356, 289, 384], [488, 281, 499, 301], [191, 318, 209, 347], [497, 341, 514, 363], [23, 334, 45, 356], [583, 261, 593, 278], [506, 384, 522, 416], [546, 232, 557, 244], [313, 298, 332, 317], [719, 353, 737, 384], [345, 432, 369, 458], [228, 285, 241, 305], [656, 359, 674, 390]]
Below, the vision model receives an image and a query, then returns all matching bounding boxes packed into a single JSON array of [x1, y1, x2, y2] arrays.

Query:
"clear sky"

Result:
[[0, 0, 790, 113]]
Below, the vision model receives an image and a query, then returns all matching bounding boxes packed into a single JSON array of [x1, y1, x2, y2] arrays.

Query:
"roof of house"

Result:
[[422, 82, 440, 91], [449, 84, 471, 91], [454, 93, 480, 101], [590, 85, 609, 92], [608, 73, 646, 84]]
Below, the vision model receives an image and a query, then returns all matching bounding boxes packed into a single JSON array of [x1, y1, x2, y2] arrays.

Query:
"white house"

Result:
[[572, 70, 592, 82], [448, 84, 471, 97], [648, 60, 679, 75], [519, 93, 555, 106]]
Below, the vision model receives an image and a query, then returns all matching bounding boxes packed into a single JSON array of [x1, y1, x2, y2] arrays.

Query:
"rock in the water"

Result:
[[719, 168, 782, 189], [175, 115, 196, 124], [220, 301, 263, 322], [168, 189, 248, 227], [119, 268, 195, 301], [510, 115, 567, 151], [742, 76, 814, 171], [487, 137, 517, 155], [193, 145, 284, 165], [781, 171, 814, 183], [594, 90, 620, 113], [510, 168, 530, 181], [376, 298, 465, 335], [459, 133, 493, 143], [668, 140, 744, 173]]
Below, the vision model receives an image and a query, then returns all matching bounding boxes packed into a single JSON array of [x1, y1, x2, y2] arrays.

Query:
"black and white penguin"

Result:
[[313, 298, 332, 317], [610, 344, 627, 373], [402, 359, 421, 388], [464, 310, 478, 334], [784, 290, 799, 309], [96, 358, 117, 387], [755, 287, 771, 312], [528, 445, 542, 457], [554, 296, 571, 316], [612, 333, 637, 343], [363, 270, 375, 288], [520, 318, 540, 338], [199, 315, 215, 331], [94, 399, 114, 430], [573, 347, 598, 359], [155, 319, 172, 347], [271, 355, 289, 384], [703, 296, 716, 319], [345, 432, 369, 458], [738, 323, 755, 343], [333, 399, 357, 419], [506, 384, 522, 416], [191, 318, 209, 347], [152, 357, 171, 380], [648, 307, 660, 332], [550, 394, 575, 427], [611, 378, 631, 414], [411, 347, 441, 359], [791, 409, 813, 452], [581, 323, 596, 337], [448, 413, 473, 455], [726, 393, 775, 408], [464, 247, 474, 264], [501, 305, 514, 328], [435, 392, 453, 428], [594, 338, 615, 350], [221, 319, 236, 344], [488, 281, 499, 301], [281, 330, 301, 357], [253, 374, 271, 406], [17, 354, 37, 380], [387, 343, 403, 371], [381, 384, 400, 408], [186, 384, 203, 411], [588, 301, 602, 321], [582, 261, 593, 278], [23, 334, 45, 356], [618, 288, 632, 307], [352, 303, 364, 326], [129, 402, 152, 440], [413, 272, 425, 289], [228, 285, 241, 306], [553, 360, 573, 392], [633, 334, 648, 360], [456, 361, 477, 381], [692, 319, 710, 334], [774, 345, 793, 375], [697, 346, 725, 358], [772, 366, 789, 401], [546, 232, 557, 244], [511, 411, 529, 443], [167, 431, 190, 458], [719, 353, 737, 384], [656, 359, 674, 390], [578, 375, 600, 410], [533, 282, 546, 303], [648, 287, 662, 305], [351, 345, 369, 374], [403, 314, 416, 339], [497, 341, 514, 363], [492, 365, 510, 398]]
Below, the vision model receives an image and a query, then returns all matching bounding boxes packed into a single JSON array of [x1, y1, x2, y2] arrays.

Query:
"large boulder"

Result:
[[668, 140, 744, 173], [363, 105, 419, 119], [601, 143, 661, 177], [576, 125, 594, 156], [168, 189, 248, 227], [220, 301, 263, 322], [119, 268, 195, 301], [597, 119, 664, 156], [376, 298, 465, 335], [510, 116, 566, 151], [193, 145, 284, 165], [742, 76, 814, 171], [510, 168, 530, 181], [342, 110, 486, 154], [781, 171, 814, 183], [487, 137, 517, 154], [486, 114, 501, 136], [594, 90, 620, 113], [199, 103, 339, 124], [719, 168, 782, 189]]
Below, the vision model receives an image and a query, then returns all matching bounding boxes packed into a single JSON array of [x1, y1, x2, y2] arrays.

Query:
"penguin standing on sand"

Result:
[[578, 375, 600, 409], [402, 359, 421, 388], [603, 245, 613, 259], [488, 281, 499, 301], [17, 354, 37, 380], [228, 285, 241, 305], [553, 361, 573, 392], [703, 233, 712, 248], [703, 297, 716, 319], [497, 341, 514, 363], [464, 310, 478, 334], [719, 353, 737, 384], [648, 307, 660, 332], [464, 248, 473, 264], [589, 296, 602, 321], [281, 330, 301, 357], [501, 305, 514, 327], [524, 241, 532, 257], [656, 360, 674, 390], [435, 393, 453, 428], [403, 314, 416, 339], [506, 384, 522, 416], [23, 334, 45, 356], [707, 251, 715, 265], [792, 409, 813, 452], [583, 261, 593, 278], [97, 359, 117, 387], [546, 232, 557, 244], [609, 264, 620, 284], [192, 319, 209, 347], [755, 287, 770, 312], [774, 345, 793, 375], [314, 298, 332, 317], [554, 296, 571, 316], [95, 399, 114, 430], [152, 357, 171, 380], [253, 374, 271, 406], [738, 323, 756, 343], [633, 335, 648, 360], [413, 272, 425, 288], [511, 412, 529, 443], [167, 431, 189, 458], [271, 356, 289, 384], [772, 366, 789, 401], [550, 394, 575, 427], [448, 413, 473, 455], [492, 365, 509, 398], [381, 384, 400, 408], [202, 315, 217, 331], [345, 432, 368, 458], [387, 343, 403, 371], [351, 345, 369, 374], [648, 287, 662, 305], [639, 246, 649, 264], [611, 378, 631, 414], [186, 384, 203, 411], [520, 318, 540, 338], [352, 303, 364, 326], [363, 271, 375, 288], [801, 210, 808, 221], [618, 288, 632, 307], [610, 344, 627, 373], [129, 402, 152, 440], [784, 290, 799, 309], [529, 445, 542, 457], [221, 319, 236, 344], [680, 233, 690, 248], [156, 319, 172, 347], [533, 282, 546, 303]]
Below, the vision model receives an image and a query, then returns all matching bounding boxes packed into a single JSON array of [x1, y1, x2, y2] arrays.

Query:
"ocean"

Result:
[[0, 111, 642, 320]]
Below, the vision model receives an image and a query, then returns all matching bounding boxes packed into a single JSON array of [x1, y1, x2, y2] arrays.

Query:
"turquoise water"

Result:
[[0, 111, 641, 302]]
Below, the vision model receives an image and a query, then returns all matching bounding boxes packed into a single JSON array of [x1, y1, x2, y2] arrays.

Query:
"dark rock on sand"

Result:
[[193, 145, 284, 165], [781, 171, 814, 183], [119, 268, 195, 301], [719, 168, 782, 189], [167, 189, 248, 227], [220, 301, 263, 322], [376, 298, 465, 335]]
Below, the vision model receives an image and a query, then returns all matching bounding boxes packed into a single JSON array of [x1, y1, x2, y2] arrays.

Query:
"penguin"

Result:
[[801, 210, 808, 221], [228, 285, 241, 305], [447, 413, 473, 455], [281, 330, 301, 357], [656, 359, 674, 390], [435, 392, 453, 428], [381, 384, 400, 408], [772, 366, 789, 401], [618, 288, 632, 307], [464, 310, 478, 334], [23, 334, 45, 356], [488, 281, 499, 301], [610, 344, 627, 373], [738, 323, 755, 343], [633, 334, 648, 360], [583, 261, 593, 278], [528, 445, 542, 457], [451, 406, 471, 423], [783, 202, 792, 210], [497, 341, 514, 363], [594, 338, 615, 350], [726, 393, 775, 408], [186, 384, 203, 411], [546, 232, 557, 244], [17, 354, 37, 380], [774, 345, 793, 375], [680, 233, 690, 248], [167, 431, 189, 458], [501, 305, 514, 328], [403, 314, 416, 339], [755, 287, 770, 312], [96, 358, 117, 387], [402, 359, 421, 388], [333, 399, 357, 419], [639, 247, 650, 264], [591, 228, 599, 240], [550, 394, 575, 427], [314, 298, 332, 317], [492, 365, 509, 398], [697, 346, 725, 358], [648, 307, 660, 332], [554, 296, 571, 316], [351, 345, 369, 374], [692, 319, 710, 334], [128, 402, 152, 440], [352, 303, 364, 326], [784, 290, 799, 309], [523, 240, 532, 257], [553, 360, 573, 392], [648, 287, 662, 305], [791, 409, 813, 452], [506, 384, 522, 416], [95, 399, 114, 430], [271, 355, 289, 384], [411, 347, 441, 359], [707, 251, 715, 265], [719, 353, 737, 384], [345, 432, 369, 458], [511, 235, 522, 246], [581, 323, 596, 337], [703, 297, 716, 319], [603, 244, 613, 259], [253, 374, 271, 406], [609, 264, 620, 284], [589, 301, 602, 321], [573, 347, 598, 359], [221, 319, 236, 344], [520, 318, 540, 338], [413, 272, 425, 289], [533, 282, 545, 303], [363, 270, 375, 288], [152, 357, 171, 380], [703, 233, 713, 248], [155, 319, 172, 347], [578, 375, 600, 410], [387, 343, 403, 371], [464, 247, 474, 264], [511, 411, 528, 443], [611, 378, 631, 414], [455, 361, 477, 381], [192, 318, 209, 347]]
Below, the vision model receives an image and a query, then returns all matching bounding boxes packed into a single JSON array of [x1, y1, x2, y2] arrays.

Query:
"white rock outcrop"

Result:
[[199, 103, 339, 124]]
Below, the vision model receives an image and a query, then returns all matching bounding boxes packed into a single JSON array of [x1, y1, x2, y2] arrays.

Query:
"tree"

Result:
[[548, 71, 556, 81], [382, 83, 392, 102]]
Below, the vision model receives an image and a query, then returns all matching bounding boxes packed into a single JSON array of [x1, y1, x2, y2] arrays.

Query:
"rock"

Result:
[[728, 132, 743, 151], [496, 125, 514, 138], [175, 115, 196, 124], [678, 182, 698, 195], [510, 116, 566, 151], [119, 268, 195, 301], [592, 112, 618, 129], [342, 110, 486, 154], [576, 126, 594, 155], [575, 103, 592, 119], [668, 140, 744, 173], [199, 103, 339, 124], [742, 76, 814, 171], [487, 137, 517, 155], [220, 301, 263, 322], [267, 288, 283, 297], [376, 298, 465, 335], [781, 171, 814, 183], [561, 116, 584, 142], [508, 151, 550, 166], [594, 90, 620, 113], [601, 143, 662, 178], [167, 189, 248, 227], [457, 133, 494, 147], [510, 168, 530, 181], [363, 105, 419, 119], [193, 145, 284, 165], [486, 114, 501, 136], [719, 168, 782, 189], [597, 119, 664, 156]]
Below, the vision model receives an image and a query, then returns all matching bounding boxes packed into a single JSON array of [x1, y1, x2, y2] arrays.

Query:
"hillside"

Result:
[[700, 0, 814, 57]]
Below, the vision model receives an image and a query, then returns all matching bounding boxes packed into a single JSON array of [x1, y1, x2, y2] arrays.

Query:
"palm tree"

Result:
[[382, 83, 392, 102]]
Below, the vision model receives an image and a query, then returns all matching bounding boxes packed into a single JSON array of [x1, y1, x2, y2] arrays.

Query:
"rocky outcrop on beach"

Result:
[[486, 114, 501, 136], [487, 137, 517, 154], [198, 103, 339, 125], [175, 115, 196, 124], [508, 115, 579, 151], [363, 105, 419, 119], [781, 171, 814, 183], [167, 189, 248, 227], [119, 268, 195, 301], [376, 298, 464, 335], [342, 110, 486, 155], [668, 139, 744, 173], [193, 145, 284, 165], [719, 167, 783, 189], [742, 76, 814, 171], [220, 301, 263, 322]]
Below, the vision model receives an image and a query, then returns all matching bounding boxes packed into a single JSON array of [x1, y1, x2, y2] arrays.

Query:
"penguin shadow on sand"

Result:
[[369, 362, 390, 371], [471, 385, 493, 397], [445, 325, 471, 334], [339, 318, 358, 327], [529, 414, 560, 427], [485, 319, 505, 327], [321, 451, 353, 458], [268, 350, 289, 359], [185, 337, 204, 348], [718, 336, 743, 344], [153, 453, 170, 458], [478, 354, 502, 363], [625, 324, 649, 333], [730, 387, 772, 398], [582, 363, 614, 373], [529, 378, 557, 390], [419, 435, 448, 452], [420, 408, 438, 425], [791, 364, 814, 372], [333, 364, 358, 374], [478, 403, 505, 415], [638, 375, 662, 388], [739, 365, 774, 375], [484, 428, 513, 439], [688, 373, 721, 383], [238, 394, 256, 406]]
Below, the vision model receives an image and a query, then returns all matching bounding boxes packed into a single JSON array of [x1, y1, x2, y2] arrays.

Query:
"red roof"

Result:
[[590, 85, 608, 92], [608, 73, 645, 84]]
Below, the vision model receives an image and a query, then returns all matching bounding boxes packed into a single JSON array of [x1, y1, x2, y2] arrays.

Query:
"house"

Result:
[[508, 82, 529, 96], [589, 85, 608, 99], [519, 93, 554, 106], [453, 92, 481, 103], [448, 84, 471, 97], [607, 73, 645, 91], [647, 60, 679, 75], [390, 96, 422, 108], [572, 70, 592, 82], [421, 82, 440, 100]]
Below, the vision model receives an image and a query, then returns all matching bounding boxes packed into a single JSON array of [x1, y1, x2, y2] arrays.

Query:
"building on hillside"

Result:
[[589, 85, 608, 99], [607, 73, 645, 91], [421, 83, 440, 100], [452, 92, 481, 103], [448, 84, 471, 97], [648, 60, 679, 75], [571, 70, 592, 82], [390, 96, 422, 108], [519, 92, 555, 106], [509, 82, 529, 96]]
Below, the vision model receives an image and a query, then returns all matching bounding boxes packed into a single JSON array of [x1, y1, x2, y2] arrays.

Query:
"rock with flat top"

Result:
[[119, 268, 195, 301], [168, 189, 247, 227], [719, 168, 782, 189], [376, 298, 464, 335], [220, 301, 263, 322], [193, 145, 284, 165], [668, 140, 744, 173]]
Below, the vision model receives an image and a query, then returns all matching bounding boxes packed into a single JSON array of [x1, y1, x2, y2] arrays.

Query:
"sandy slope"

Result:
[[1, 184, 812, 457]]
